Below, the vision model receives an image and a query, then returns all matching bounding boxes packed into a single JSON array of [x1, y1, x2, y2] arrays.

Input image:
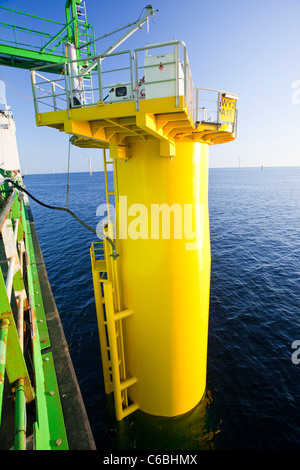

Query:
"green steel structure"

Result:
[[0, 168, 95, 450], [0, 0, 96, 73], [0, 2, 97, 449], [0, 170, 68, 449]]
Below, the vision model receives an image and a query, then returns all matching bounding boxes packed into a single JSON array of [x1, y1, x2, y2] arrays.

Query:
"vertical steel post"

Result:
[[97, 58, 103, 102], [175, 43, 179, 108], [52, 83, 57, 111], [183, 45, 187, 106], [0, 319, 9, 426], [30, 71, 39, 115], [134, 50, 139, 111], [129, 51, 133, 100], [14, 378, 26, 450], [217, 91, 220, 126], [63, 64, 71, 119]]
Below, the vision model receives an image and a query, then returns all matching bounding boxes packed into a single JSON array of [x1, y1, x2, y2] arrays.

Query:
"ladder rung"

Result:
[[114, 309, 133, 321], [120, 376, 138, 391], [122, 403, 139, 418]]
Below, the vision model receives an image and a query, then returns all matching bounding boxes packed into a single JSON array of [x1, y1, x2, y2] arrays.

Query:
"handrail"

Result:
[[30, 40, 238, 132], [195, 87, 239, 131], [0, 6, 66, 26], [0, 2, 96, 68]]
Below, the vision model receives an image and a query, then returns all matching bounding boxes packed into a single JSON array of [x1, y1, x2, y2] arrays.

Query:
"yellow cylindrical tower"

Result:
[[32, 37, 238, 420], [115, 140, 211, 416]]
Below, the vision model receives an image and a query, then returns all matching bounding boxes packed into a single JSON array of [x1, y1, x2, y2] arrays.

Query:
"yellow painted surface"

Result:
[[220, 96, 236, 123], [35, 96, 236, 147], [34, 93, 236, 418], [115, 141, 211, 416]]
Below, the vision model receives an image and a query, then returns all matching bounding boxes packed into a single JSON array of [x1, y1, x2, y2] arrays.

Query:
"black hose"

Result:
[[5, 179, 119, 259]]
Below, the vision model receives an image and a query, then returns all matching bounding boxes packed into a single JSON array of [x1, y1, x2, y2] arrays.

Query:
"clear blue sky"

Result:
[[1, 0, 300, 173]]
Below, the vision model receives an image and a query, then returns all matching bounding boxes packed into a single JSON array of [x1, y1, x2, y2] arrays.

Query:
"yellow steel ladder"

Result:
[[90, 149, 138, 421]]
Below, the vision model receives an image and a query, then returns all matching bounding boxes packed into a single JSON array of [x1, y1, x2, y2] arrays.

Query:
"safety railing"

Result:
[[31, 41, 238, 132], [90, 240, 105, 265], [195, 87, 238, 133], [31, 41, 194, 115], [31, 64, 69, 113], [0, 4, 95, 60], [0, 5, 68, 57], [68, 49, 133, 108]]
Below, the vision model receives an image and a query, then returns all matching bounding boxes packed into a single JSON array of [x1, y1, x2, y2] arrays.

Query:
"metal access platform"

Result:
[[0, 2, 96, 72], [30, 40, 238, 157]]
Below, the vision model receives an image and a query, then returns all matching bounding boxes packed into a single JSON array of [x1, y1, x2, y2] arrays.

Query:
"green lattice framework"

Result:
[[0, 0, 95, 73], [0, 169, 68, 449]]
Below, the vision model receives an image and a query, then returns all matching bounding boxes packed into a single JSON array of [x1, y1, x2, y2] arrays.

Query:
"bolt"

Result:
[[50, 390, 54, 396], [56, 439, 62, 446]]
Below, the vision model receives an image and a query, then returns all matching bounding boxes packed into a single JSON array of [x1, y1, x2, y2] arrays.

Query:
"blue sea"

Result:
[[24, 167, 300, 450]]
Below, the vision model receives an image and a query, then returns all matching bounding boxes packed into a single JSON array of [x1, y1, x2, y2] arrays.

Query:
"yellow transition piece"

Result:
[[34, 91, 236, 418], [115, 140, 211, 416]]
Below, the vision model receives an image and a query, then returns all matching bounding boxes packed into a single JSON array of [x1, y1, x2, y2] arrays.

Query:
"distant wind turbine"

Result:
[[80, 150, 95, 175], [88, 155, 93, 175]]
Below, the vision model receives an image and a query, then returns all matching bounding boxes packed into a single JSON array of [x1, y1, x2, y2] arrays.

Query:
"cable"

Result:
[[4, 179, 119, 260], [0, 75, 33, 100]]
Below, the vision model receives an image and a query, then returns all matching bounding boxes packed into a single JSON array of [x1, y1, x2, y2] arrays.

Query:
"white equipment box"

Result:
[[108, 52, 185, 102], [108, 83, 134, 103], [144, 52, 184, 99]]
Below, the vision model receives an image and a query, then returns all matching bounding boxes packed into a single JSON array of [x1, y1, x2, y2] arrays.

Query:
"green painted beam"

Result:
[[0, 269, 34, 404], [0, 44, 66, 65], [21, 200, 50, 348], [40, 18, 75, 53]]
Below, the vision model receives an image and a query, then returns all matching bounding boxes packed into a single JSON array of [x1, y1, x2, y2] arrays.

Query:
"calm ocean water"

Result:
[[24, 167, 300, 450]]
